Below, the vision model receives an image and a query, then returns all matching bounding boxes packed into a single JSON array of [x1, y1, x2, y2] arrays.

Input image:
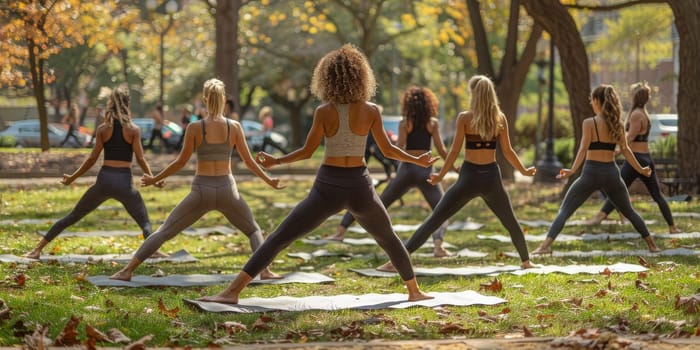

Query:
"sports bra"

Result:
[[465, 134, 497, 149], [324, 104, 366, 157], [588, 118, 617, 151], [196, 119, 232, 161], [405, 122, 431, 150], [625, 116, 650, 142], [103, 120, 133, 162]]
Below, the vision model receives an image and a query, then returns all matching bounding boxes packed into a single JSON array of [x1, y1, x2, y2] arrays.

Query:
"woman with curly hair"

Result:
[[532, 84, 661, 255], [377, 75, 536, 272], [587, 82, 681, 233], [24, 86, 159, 259], [326, 86, 455, 257], [198, 44, 435, 304]]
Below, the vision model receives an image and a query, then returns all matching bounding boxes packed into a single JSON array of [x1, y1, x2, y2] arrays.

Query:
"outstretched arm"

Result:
[[619, 134, 651, 176], [558, 119, 592, 179], [429, 113, 466, 184], [63, 128, 104, 185], [142, 123, 196, 186], [497, 115, 535, 176], [256, 108, 324, 168], [372, 110, 437, 167], [233, 122, 283, 189]]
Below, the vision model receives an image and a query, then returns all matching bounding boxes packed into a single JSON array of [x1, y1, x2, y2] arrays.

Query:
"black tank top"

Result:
[[588, 118, 617, 151], [103, 120, 133, 162], [465, 134, 496, 149], [625, 117, 650, 142], [405, 123, 431, 150]]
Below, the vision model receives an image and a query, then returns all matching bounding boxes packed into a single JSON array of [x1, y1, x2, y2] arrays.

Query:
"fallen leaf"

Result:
[[595, 289, 608, 297], [124, 334, 153, 350], [438, 323, 471, 335], [635, 279, 655, 293], [479, 278, 503, 293], [252, 316, 273, 332], [156, 298, 179, 319], [399, 324, 415, 334], [217, 321, 247, 334], [0, 299, 11, 321], [638, 271, 648, 279], [85, 324, 112, 343], [523, 326, 534, 337], [24, 323, 51, 350], [106, 328, 131, 343], [675, 294, 700, 314], [15, 273, 26, 287], [600, 268, 611, 277], [638, 256, 651, 268], [53, 315, 81, 346]]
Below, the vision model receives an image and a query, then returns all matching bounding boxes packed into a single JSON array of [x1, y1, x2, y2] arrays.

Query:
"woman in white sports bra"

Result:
[[198, 44, 436, 304]]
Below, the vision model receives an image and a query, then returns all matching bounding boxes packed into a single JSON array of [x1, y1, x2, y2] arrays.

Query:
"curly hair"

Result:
[[468, 75, 503, 140], [401, 86, 439, 128], [591, 84, 624, 142], [104, 85, 134, 128], [310, 44, 376, 104]]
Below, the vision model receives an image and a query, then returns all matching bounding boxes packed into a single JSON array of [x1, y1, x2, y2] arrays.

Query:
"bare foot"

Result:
[[585, 212, 607, 225], [521, 260, 536, 269], [644, 236, 661, 252], [197, 294, 238, 305], [531, 245, 552, 256], [109, 270, 132, 281], [149, 251, 169, 259], [260, 268, 283, 280], [669, 225, 682, 234], [376, 261, 397, 273], [22, 251, 41, 259], [324, 233, 345, 242], [433, 244, 453, 258], [408, 291, 435, 302]]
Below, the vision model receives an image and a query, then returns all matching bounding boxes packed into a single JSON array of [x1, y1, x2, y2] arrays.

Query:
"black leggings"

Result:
[[548, 160, 650, 239], [404, 162, 529, 262], [242, 165, 415, 281], [600, 153, 674, 226], [44, 166, 151, 242], [340, 162, 447, 240]]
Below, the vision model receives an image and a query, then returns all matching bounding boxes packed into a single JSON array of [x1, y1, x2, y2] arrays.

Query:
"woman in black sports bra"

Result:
[[23, 86, 159, 259], [532, 84, 661, 255], [587, 82, 681, 233]]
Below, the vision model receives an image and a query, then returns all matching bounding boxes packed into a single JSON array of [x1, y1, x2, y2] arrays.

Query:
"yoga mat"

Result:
[[346, 221, 483, 234], [301, 237, 456, 249], [0, 218, 57, 225], [183, 290, 506, 313], [518, 219, 657, 228], [87, 271, 334, 287], [414, 248, 488, 258], [352, 263, 647, 278], [36, 226, 236, 238], [286, 249, 356, 261], [506, 247, 700, 259], [675, 212, 700, 218], [478, 231, 700, 243], [0, 249, 197, 264]]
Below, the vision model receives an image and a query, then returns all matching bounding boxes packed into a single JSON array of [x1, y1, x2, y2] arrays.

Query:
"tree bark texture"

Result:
[[215, 0, 241, 113], [28, 39, 50, 151]]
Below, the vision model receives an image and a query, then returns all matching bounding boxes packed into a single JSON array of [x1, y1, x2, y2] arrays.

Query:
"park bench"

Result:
[[653, 158, 697, 197]]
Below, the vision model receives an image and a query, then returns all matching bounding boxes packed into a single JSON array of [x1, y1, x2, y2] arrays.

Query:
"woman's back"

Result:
[[461, 111, 500, 165]]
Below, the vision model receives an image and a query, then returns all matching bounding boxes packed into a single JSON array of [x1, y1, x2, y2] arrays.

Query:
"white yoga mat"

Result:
[[352, 262, 647, 278], [518, 219, 657, 228], [414, 248, 488, 258], [478, 231, 700, 243], [36, 226, 236, 238], [301, 237, 456, 249], [0, 218, 57, 225], [0, 249, 197, 264], [88, 271, 334, 287], [346, 221, 483, 234], [286, 249, 356, 261], [674, 212, 700, 218], [506, 247, 700, 258], [183, 290, 506, 313]]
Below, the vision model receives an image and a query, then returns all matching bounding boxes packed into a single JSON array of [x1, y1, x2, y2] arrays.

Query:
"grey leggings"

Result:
[[548, 160, 650, 239], [243, 165, 415, 281], [44, 166, 151, 242], [339, 162, 447, 240], [133, 174, 264, 261], [600, 153, 674, 226], [404, 162, 530, 262]]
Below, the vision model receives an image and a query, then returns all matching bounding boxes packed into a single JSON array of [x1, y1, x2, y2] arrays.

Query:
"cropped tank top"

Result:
[[625, 116, 650, 142], [324, 104, 367, 157], [103, 120, 133, 162], [465, 134, 497, 149], [588, 118, 617, 151], [405, 122, 431, 150], [196, 119, 232, 161]]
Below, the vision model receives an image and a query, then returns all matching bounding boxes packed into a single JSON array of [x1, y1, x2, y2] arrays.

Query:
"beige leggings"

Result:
[[134, 175, 264, 261]]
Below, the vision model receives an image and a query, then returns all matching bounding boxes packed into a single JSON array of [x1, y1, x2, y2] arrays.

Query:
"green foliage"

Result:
[[650, 134, 677, 159], [514, 108, 574, 150], [521, 137, 575, 168], [0, 135, 15, 147]]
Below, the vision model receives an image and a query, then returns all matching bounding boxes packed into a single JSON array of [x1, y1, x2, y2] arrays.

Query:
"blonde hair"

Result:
[[203, 78, 226, 119], [104, 85, 133, 127], [468, 75, 502, 140], [258, 106, 273, 120], [310, 44, 376, 104], [628, 81, 651, 121], [591, 84, 624, 142]]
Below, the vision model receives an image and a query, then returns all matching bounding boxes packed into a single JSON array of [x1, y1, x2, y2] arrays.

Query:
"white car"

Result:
[[240, 119, 288, 153], [648, 114, 677, 143]]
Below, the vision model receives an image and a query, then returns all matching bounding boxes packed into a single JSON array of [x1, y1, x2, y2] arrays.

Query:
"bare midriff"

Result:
[[629, 141, 649, 154], [464, 149, 497, 165], [103, 160, 132, 168], [585, 149, 616, 163], [195, 159, 232, 176], [323, 155, 366, 168]]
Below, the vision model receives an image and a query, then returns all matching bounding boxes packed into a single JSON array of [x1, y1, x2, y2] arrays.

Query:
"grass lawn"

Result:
[[0, 176, 698, 346]]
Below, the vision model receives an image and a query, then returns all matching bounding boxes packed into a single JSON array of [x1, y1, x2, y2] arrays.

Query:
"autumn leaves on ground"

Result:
[[0, 172, 699, 348]]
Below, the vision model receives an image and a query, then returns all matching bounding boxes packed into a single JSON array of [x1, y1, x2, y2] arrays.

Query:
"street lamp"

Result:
[[533, 38, 548, 164], [534, 37, 562, 183], [143, 0, 179, 106]]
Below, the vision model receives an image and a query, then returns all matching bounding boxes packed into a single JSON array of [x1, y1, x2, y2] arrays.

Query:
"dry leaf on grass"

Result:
[[53, 315, 81, 346], [330, 321, 363, 339], [675, 293, 700, 314], [635, 279, 655, 293], [107, 328, 131, 343], [523, 326, 534, 337], [217, 321, 247, 334], [438, 322, 472, 335], [157, 297, 180, 319], [24, 323, 51, 350], [86, 324, 112, 343], [124, 334, 153, 350], [638, 256, 651, 268], [479, 278, 503, 292], [0, 299, 11, 321], [252, 315, 275, 332]]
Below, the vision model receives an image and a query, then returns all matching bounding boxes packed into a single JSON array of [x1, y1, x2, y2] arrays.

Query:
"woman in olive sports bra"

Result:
[[197, 45, 435, 304], [532, 84, 660, 255], [110, 79, 283, 281], [587, 82, 681, 233]]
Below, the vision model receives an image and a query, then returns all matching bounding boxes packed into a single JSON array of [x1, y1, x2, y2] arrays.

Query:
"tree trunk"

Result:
[[215, 0, 241, 114], [269, 93, 311, 147], [667, 1, 700, 191], [522, 0, 593, 161], [28, 39, 50, 151]]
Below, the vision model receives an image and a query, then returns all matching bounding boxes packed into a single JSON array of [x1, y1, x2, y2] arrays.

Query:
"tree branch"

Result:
[[563, 0, 666, 11], [466, 0, 495, 77], [499, 0, 520, 82]]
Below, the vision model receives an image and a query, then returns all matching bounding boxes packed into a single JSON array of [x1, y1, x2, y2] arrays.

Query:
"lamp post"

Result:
[[144, 0, 179, 106], [534, 38, 548, 164], [535, 38, 562, 182]]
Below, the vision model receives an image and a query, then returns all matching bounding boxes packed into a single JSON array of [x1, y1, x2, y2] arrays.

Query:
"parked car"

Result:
[[648, 114, 678, 143], [381, 115, 402, 144], [131, 118, 183, 151], [0, 120, 90, 148], [240, 119, 288, 153]]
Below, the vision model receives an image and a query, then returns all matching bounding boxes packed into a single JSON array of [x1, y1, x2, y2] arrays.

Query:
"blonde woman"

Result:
[[258, 106, 287, 154], [110, 79, 283, 281], [588, 82, 681, 233], [533, 84, 660, 255], [377, 75, 536, 271], [198, 44, 434, 304], [24, 86, 157, 259]]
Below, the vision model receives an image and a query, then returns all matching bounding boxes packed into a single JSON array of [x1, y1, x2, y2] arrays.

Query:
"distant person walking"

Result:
[[23, 86, 160, 259], [258, 106, 287, 154], [146, 104, 168, 151], [586, 82, 681, 233], [60, 103, 82, 147]]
